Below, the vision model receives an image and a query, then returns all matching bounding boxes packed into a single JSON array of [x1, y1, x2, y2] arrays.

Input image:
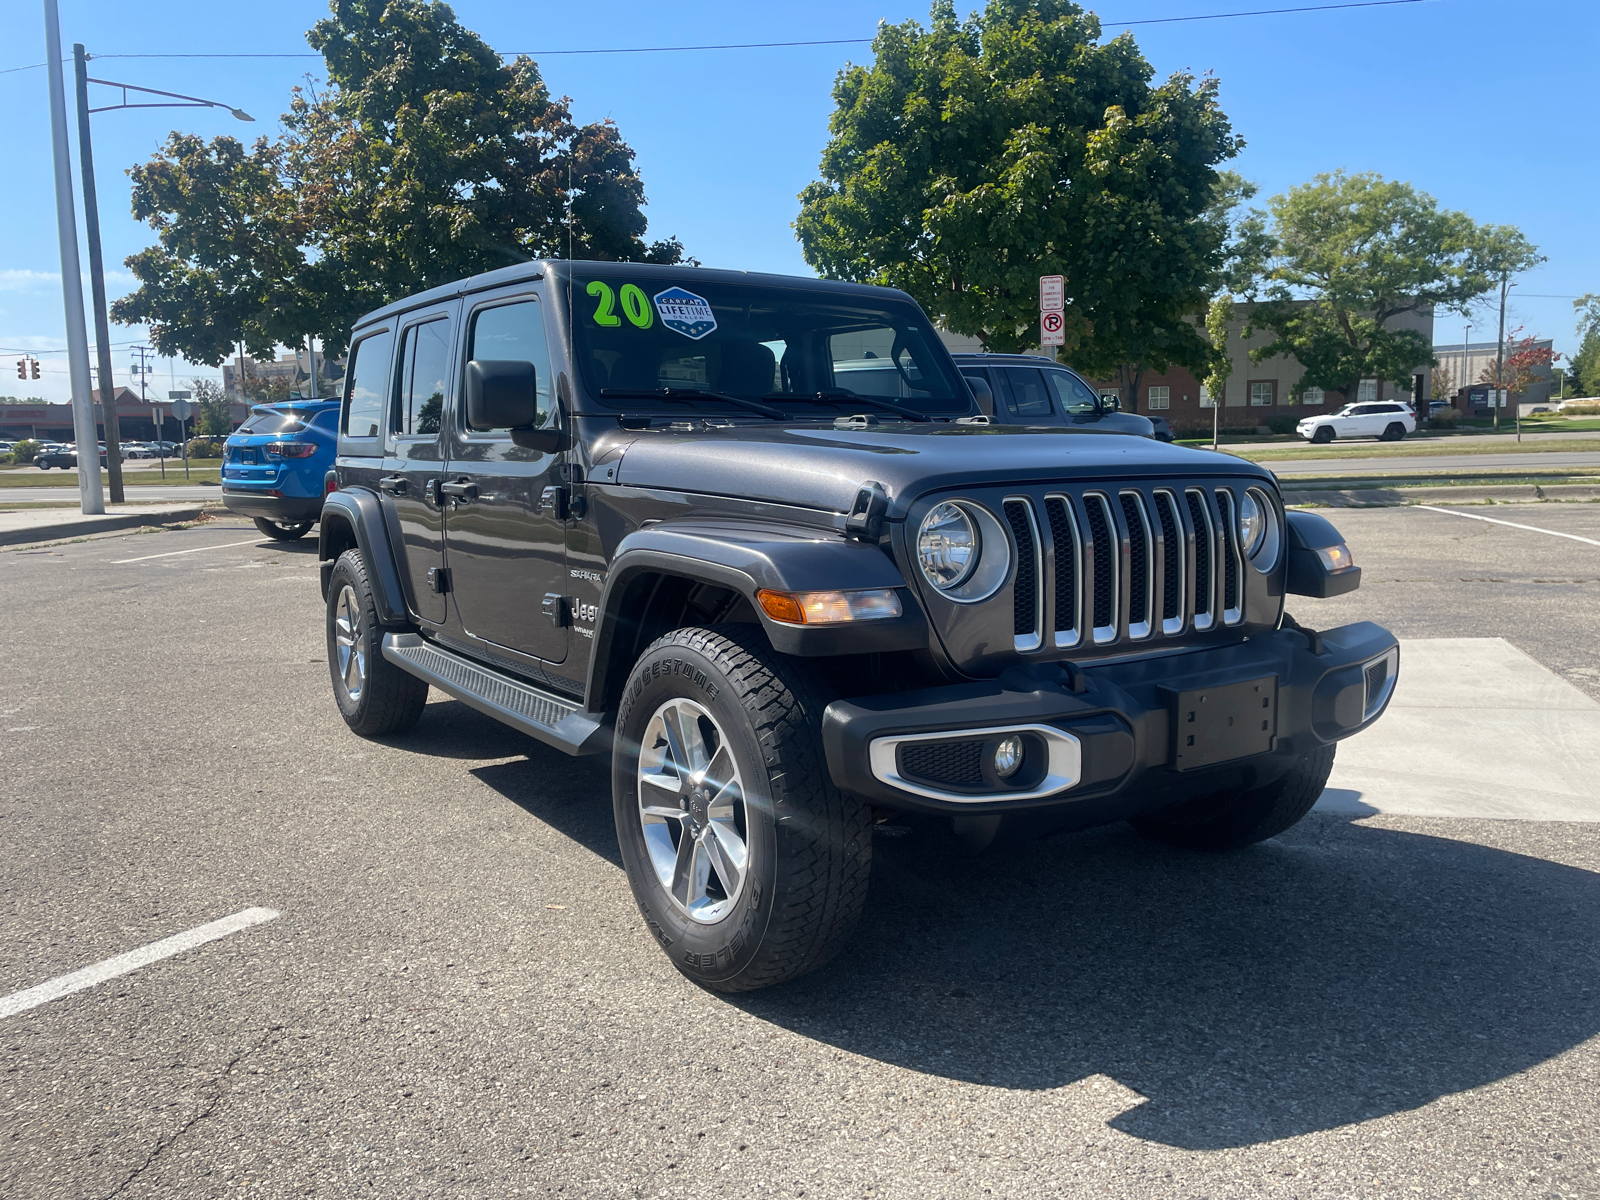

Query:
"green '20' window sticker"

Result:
[[587, 281, 654, 329]]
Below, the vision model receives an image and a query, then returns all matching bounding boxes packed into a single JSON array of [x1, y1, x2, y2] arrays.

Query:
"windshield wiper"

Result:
[[600, 387, 787, 421], [765, 389, 933, 423]]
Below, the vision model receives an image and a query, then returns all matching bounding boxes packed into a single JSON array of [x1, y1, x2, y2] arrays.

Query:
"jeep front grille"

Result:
[[1001, 485, 1248, 653]]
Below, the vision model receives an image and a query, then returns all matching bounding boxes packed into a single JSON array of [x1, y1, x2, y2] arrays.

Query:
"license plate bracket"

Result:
[[1163, 675, 1278, 770]]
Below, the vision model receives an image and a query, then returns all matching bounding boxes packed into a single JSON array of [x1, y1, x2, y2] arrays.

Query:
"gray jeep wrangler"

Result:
[[318, 261, 1396, 992]]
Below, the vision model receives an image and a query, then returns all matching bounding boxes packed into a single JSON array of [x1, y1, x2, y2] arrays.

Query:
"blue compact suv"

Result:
[[222, 399, 340, 540]]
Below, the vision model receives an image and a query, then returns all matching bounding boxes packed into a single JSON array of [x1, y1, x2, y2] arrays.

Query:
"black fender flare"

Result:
[[583, 522, 928, 709], [318, 488, 411, 626]]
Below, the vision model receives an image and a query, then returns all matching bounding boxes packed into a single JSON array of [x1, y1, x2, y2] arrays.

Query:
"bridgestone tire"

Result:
[[612, 625, 872, 993], [255, 517, 314, 541], [325, 549, 428, 737], [1311, 425, 1334, 444], [1130, 743, 1336, 852], [1381, 423, 1406, 442]]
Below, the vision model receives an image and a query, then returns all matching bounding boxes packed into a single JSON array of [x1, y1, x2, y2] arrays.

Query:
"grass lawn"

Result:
[[0, 466, 222, 486], [1226, 439, 1600, 463]]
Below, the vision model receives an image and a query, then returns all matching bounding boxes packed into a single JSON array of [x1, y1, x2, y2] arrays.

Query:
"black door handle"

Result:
[[378, 475, 407, 495], [439, 479, 479, 501]]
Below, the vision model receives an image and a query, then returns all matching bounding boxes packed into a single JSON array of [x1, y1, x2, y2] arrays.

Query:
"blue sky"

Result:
[[4, 0, 1596, 401]]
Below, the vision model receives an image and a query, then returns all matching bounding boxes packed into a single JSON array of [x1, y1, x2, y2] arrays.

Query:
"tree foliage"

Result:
[[796, 0, 1242, 382], [1245, 171, 1522, 402], [1478, 328, 1557, 396], [113, 0, 683, 362], [190, 378, 233, 436]]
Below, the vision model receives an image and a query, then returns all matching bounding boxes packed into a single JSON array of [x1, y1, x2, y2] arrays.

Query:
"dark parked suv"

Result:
[[952, 352, 1174, 440], [318, 261, 1397, 992]]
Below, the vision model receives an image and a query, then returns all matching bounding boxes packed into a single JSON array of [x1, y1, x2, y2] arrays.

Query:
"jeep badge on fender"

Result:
[[316, 260, 1395, 993]]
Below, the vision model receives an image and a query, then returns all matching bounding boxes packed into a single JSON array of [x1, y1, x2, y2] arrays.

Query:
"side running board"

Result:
[[381, 632, 611, 756]]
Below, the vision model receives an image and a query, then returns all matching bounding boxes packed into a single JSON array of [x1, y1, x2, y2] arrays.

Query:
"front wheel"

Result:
[[325, 549, 428, 737], [1311, 425, 1334, 444], [613, 626, 872, 993], [255, 517, 314, 541], [1130, 743, 1336, 851]]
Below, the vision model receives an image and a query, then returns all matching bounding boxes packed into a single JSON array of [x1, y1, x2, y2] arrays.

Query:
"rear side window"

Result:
[[394, 318, 452, 436], [996, 367, 1055, 419], [238, 411, 306, 435], [343, 329, 394, 442], [466, 299, 552, 430]]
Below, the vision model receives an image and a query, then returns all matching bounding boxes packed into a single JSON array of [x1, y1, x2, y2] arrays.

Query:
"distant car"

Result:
[[1528, 406, 1551, 414], [1428, 400, 1452, 414], [36, 449, 80, 469], [121, 442, 155, 459], [222, 399, 340, 540], [1297, 402, 1415, 444], [1145, 414, 1176, 442], [948, 353, 1159, 438]]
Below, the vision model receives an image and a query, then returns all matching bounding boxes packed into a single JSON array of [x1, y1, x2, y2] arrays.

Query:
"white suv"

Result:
[[1297, 402, 1415, 444]]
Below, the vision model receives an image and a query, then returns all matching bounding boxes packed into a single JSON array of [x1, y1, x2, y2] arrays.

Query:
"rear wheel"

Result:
[[1380, 422, 1406, 442], [612, 625, 872, 993], [1311, 425, 1334, 444], [1130, 744, 1336, 851], [255, 517, 314, 541], [325, 549, 428, 737]]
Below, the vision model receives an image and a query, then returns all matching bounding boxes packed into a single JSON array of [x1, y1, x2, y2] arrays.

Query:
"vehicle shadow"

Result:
[[730, 813, 1600, 1150], [470, 745, 618, 869]]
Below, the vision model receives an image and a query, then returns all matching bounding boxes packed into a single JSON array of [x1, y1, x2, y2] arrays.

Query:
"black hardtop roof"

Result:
[[351, 260, 918, 332]]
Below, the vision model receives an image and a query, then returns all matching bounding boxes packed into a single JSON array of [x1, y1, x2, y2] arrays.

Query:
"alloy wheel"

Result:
[[333, 584, 366, 703], [636, 698, 750, 924]]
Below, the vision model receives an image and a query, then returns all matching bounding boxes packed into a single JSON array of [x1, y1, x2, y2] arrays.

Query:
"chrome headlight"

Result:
[[918, 501, 980, 590], [1241, 487, 1281, 571], [914, 500, 1011, 602]]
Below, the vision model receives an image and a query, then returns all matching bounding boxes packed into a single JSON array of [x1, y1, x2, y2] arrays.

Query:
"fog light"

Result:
[[992, 735, 1024, 778]]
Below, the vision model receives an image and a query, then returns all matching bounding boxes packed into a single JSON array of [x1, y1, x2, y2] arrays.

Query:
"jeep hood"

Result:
[[606, 423, 1274, 517]]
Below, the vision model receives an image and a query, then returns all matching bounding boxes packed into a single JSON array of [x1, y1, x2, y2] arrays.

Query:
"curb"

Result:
[[1282, 483, 1600, 508], [0, 505, 213, 548]]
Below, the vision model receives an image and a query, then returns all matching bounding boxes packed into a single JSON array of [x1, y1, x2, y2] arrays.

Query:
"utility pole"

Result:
[[73, 43, 124, 504], [43, 0, 103, 514], [1494, 277, 1510, 433]]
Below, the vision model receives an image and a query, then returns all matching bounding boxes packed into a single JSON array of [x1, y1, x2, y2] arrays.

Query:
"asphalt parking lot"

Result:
[[3, 506, 1598, 1199]]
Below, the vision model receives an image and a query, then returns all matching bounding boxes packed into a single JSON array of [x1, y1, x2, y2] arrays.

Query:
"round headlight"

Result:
[[917, 501, 980, 590], [991, 734, 1024, 779], [1237, 490, 1267, 558]]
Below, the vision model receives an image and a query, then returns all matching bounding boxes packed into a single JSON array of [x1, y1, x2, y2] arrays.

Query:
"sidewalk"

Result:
[[0, 501, 220, 548]]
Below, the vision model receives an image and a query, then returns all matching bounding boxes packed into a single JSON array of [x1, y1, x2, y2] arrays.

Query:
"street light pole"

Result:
[[74, 43, 125, 504], [43, 0, 103, 515]]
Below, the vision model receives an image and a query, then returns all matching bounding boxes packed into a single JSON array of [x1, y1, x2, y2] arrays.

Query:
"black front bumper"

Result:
[[822, 621, 1397, 825], [222, 488, 321, 524]]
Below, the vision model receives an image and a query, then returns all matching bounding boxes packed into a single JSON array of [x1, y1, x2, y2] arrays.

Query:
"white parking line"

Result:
[[111, 537, 263, 564], [0, 907, 280, 1019], [1414, 505, 1600, 547]]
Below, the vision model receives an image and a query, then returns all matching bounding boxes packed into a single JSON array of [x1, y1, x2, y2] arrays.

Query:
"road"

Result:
[[2, 511, 1598, 1199]]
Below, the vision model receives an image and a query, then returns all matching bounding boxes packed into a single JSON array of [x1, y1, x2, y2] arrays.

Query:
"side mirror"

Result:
[[467, 359, 540, 431], [965, 374, 995, 418], [1102, 393, 1121, 412], [1285, 510, 1361, 597], [466, 359, 565, 451]]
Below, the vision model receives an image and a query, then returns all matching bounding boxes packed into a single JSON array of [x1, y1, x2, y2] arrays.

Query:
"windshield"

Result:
[[570, 273, 971, 418]]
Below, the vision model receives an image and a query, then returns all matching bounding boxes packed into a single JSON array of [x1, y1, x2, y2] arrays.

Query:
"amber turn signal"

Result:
[[756, 588, 903, 626]]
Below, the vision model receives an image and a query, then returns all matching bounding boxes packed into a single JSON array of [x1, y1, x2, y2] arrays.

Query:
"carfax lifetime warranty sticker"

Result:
[[653, 287, 718, 340]]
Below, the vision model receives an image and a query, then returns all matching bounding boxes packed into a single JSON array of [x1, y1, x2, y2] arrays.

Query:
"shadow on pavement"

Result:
[[471, 746, 618, 869], [730, 814, 1600, 1150]]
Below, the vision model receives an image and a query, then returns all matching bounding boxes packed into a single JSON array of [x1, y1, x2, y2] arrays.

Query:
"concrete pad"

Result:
[[1315, 638, 1600, 822], [0, 503, 211, 547]]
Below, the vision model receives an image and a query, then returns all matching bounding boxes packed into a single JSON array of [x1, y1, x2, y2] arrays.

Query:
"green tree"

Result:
[[114, 0, 683, 362], [191, 378, 233, 436], [1245, 171, 1513, 421], [1201, 294, 1233, 447], [796, 0, 1242, 398], [1571, 295, 1600, 397]]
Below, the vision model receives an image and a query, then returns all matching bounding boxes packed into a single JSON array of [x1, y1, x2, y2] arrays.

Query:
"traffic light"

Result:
[[30, 358, 39, 380], [14, 359, 23, 380]]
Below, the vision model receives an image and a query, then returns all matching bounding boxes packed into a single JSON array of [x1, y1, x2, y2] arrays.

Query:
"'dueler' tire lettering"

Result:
[[1130, 743, 1336, 852], [326, 548, 428, 737], [612, 625, 872, 992]]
